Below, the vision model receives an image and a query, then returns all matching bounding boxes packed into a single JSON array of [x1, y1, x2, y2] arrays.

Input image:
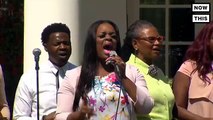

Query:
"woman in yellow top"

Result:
[[0, 65, 10, 120], [121, 20, 174, 120]]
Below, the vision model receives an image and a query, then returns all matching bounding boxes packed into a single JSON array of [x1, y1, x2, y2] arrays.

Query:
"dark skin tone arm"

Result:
[[173, 72, 213, 120]]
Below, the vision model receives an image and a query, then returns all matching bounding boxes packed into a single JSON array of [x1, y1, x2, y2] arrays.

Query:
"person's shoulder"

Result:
[[21, 62, 50, 78], [181, 59, 197, 68], [177, 59, 196, 77], [66, 66, 81, 75], [21, 68, 36, 77], [66, 62, 77, 69], [19, 69, 36, 82], [126, 63, 138, 71], [125, 63, 144, 82], [126, 63, 144, 75], [17, 68, 37, 88], [184, 59, 196, 64], [64, 66, 81, 83]]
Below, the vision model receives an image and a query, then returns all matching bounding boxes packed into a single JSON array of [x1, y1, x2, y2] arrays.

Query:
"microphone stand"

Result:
[[33, 48, 41, 120], [35, 60, 40, 120], [114, 65, 132, 120], [108, 51, 131, 119]]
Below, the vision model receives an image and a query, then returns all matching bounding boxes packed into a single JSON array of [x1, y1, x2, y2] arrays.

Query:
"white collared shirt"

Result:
[[13, 60, 76, 120]]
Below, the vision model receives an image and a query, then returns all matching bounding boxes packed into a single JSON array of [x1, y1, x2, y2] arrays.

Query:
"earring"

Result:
[[134, 48, 138, 54]]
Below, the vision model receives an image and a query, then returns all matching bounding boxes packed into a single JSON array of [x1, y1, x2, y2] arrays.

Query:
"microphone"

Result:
[[33, 48, 41, 62], [107, 51, 127, 120], [106, 51, 117, 65], [109, 51, 117, 58], [107, 51, 122, 79]]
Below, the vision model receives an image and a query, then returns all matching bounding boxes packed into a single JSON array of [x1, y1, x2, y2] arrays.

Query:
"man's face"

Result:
[[44, 32, 71, 67]]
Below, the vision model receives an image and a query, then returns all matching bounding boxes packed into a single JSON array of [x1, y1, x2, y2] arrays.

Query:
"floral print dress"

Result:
[[86, 72, 131, 120]]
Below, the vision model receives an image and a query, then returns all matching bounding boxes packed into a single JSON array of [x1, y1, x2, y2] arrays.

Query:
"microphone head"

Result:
[[33, 48, 41, 56], [109, 51, 117, 57], [106, 51, 117, 65]]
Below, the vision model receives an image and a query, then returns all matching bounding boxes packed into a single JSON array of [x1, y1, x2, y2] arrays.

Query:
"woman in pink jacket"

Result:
[[56, 20, 154, 120]]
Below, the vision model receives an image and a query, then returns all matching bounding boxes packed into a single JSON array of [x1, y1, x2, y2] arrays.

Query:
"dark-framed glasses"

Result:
[[136, 36, 164, 44]]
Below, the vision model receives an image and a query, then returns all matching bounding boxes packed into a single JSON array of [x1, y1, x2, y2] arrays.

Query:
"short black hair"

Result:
[[121, 20, 155, 61], [41, 23, 70, 44]]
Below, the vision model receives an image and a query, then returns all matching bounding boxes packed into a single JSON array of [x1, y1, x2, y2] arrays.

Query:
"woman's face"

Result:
[[132, 26, 163, 64], [96, 23, 118, 60]]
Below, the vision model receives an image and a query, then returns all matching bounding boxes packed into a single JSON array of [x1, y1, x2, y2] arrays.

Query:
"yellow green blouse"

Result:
[[127, 54, 174, 120]]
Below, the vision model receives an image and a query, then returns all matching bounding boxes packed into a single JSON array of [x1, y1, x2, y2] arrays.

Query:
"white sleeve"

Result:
[[13, 73, 35, 120]]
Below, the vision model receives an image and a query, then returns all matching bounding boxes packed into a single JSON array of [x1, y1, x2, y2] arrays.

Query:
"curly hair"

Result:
[[73, 20, 121, 111], [184, 21, 213, 83], [41, 23, 70, 44]]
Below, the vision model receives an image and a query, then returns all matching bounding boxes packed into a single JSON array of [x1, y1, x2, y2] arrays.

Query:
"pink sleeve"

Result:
[[55, 67, 81, 120], [178, 60, 195, 77], [126, 64, 154, 114], [0, 65, 10, 119]]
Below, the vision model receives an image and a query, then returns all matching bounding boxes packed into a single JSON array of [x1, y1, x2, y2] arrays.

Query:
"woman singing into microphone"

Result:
[[55, 20, 154, 120]]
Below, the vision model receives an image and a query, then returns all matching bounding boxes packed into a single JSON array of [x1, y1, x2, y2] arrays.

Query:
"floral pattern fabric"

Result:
[[86, 72, 130, 120]]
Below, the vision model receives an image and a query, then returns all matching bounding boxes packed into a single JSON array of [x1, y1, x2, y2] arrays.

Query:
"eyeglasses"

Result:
[[136, 36, 164, 44]]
